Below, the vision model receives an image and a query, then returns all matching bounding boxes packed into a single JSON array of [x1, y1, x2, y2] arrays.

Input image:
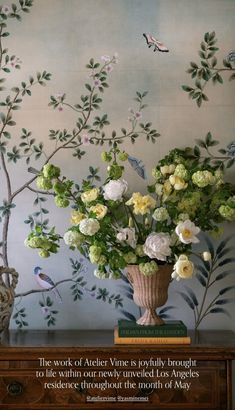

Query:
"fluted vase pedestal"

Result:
[[127, 264, 172, 326]]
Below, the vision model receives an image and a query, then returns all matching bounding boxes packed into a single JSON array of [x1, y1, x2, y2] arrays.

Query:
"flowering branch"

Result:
[[182, 31, 235, 106]]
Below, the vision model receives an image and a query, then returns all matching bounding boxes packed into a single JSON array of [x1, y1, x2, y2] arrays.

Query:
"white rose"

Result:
[[103, 179, 128, 201], [143, 232, 171, 261], [79, 218, 100, 236], [116, 227, 137, 248], [172, 255, 194, 281]]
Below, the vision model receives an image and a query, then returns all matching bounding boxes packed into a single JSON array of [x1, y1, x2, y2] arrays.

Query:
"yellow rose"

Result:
[[90, 204, 108, 220], [169, 175, 188, 190], [81, 188, 99, 204], [70, 211, 86, 225], [172, 255, 194, 281]]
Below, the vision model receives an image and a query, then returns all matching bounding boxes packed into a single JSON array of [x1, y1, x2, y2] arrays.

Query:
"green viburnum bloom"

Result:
[[118, 151, 129, 161], [36, 176, 53, 191], [25, 236, 44, 249], [53, 181, 66, 195], [54, 196, 70, 208], [123, 252, 137, 264], [107, 164, 124, 179], [38, 249, 50, 258], [178, 192, 201, 216], [64, 230, 84, 248], [174, 164, 189, 181], [227, 196, 235, 208], [89, 245, 102, 264], [139, 261, 158, 276], [101, 151, 112, 162], [151, 168, 162, 180], [135, 244, 145, 257], [192, 170, 215, 188], [40, 238, 53, 251], [219, 204, 235, 221], [98, 255, 107, 265], [42, 163, 61, 179], [152, 207, 169, 222]]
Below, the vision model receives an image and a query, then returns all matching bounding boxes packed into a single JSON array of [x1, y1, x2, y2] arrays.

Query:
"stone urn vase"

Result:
[[0, 267, 18, 334], [127, 264, 172, 326]]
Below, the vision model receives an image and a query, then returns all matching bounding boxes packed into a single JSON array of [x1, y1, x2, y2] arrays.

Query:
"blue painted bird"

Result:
[[128, 155, 147, 180], [33, 266, 62, 302]]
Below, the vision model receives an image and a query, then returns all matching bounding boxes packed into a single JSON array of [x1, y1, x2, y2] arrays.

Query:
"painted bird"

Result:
[[33, 266, 62, 302], [143, 33, 169, 52]]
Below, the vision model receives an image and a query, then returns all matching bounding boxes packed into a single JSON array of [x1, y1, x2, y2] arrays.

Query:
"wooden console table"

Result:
[[0, 330, 234, 409]]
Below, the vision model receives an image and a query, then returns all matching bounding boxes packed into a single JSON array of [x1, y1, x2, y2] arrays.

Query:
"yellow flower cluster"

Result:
[[90, 204, 108, 220], [70, 211, 86, 225], [81, 188, 99, 204], [169, 175, 188, 190], [126, 192, 156, 215]]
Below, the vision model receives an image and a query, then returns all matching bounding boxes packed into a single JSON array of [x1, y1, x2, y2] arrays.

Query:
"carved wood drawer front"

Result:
[[0, 359, 228, 409]]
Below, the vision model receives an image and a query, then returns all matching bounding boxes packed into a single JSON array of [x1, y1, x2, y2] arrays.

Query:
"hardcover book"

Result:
[[118, 320, 187, 337], [114, 327, 191, 345]]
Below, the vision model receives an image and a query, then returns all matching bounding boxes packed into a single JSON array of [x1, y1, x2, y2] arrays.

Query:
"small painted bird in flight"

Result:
[[143, 33, 169, 52], [33, 266, 62, 302]]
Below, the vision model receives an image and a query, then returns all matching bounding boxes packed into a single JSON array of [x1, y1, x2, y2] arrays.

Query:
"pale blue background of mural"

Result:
[[1, 0, 234, 331], [1, 0, 234, 400]]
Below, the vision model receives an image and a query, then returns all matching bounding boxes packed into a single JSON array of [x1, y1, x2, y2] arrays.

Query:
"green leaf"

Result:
[[229, 73, 235, 81], [85, 83, 92, 92], [182, 85, 194, 92]]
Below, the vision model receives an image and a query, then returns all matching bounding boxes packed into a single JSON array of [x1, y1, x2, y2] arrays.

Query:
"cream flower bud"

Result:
[[202, 251, 212, 261]]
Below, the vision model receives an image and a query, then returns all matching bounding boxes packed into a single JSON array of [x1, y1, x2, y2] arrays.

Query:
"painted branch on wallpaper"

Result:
[[0, 1, 160, 327], [178, 234, 235, 329], [178, 31, 235, 327], [182, 31, 235, 107]]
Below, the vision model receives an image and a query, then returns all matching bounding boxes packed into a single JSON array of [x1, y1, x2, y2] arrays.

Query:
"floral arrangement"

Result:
[[25, 145, 235, 282]]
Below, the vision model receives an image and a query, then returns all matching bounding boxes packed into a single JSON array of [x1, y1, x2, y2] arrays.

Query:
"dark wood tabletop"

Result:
[[0, 329, 235, 359]]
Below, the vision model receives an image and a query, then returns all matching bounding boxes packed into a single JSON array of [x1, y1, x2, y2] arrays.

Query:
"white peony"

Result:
[[116, 227, 137, 248], [79, 218, 100, 236], [171, 255, 194, 281], [103, 179, 128, 201], [143, 232, 171, 261], [175, 219, 200, 244]]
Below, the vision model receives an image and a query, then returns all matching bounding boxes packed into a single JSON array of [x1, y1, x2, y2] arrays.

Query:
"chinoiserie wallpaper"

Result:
[[0, 0, 234, 333]]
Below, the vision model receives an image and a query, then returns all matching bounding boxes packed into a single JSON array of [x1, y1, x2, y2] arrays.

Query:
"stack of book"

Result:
[[114, 320, 191, 344]]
